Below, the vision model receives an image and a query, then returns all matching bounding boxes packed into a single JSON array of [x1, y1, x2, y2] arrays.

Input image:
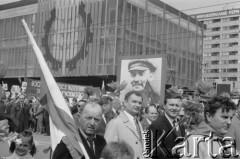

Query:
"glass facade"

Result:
[[0, 0, 204, 88]]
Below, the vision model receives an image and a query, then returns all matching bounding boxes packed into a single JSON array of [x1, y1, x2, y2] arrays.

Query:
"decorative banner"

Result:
[[25, 78, 89, 99]]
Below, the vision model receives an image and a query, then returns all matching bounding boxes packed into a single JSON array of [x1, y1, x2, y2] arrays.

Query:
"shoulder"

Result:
[[52, 141, 72, 159], [96, 135, 106, 144], [149, 115, 165, 128]]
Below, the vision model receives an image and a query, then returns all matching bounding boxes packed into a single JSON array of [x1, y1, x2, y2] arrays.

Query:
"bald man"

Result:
[[53, 102, 106, 159]]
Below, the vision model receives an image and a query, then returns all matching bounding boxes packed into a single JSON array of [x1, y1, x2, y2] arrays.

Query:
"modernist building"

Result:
[[194, 9, 240, 92], [0, 0, 204, 89]]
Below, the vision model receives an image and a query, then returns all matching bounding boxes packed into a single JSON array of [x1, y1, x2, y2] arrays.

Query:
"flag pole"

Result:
[[21, 19, 89, 159]]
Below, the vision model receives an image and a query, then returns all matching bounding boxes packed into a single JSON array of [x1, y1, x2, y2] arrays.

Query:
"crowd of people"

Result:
[[0, 94, 50, 136], [1, 89, 240, 159]]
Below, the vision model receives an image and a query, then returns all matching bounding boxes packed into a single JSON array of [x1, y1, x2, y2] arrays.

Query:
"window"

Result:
[[227, 68, 238, 72], [212, 27, 220, 31], [211, 52, 220, 56], [210, 69, 219, 73], [229, 60, 238, 64], [211, 60, 219, 65], [229, 34, 238, 38], [211, 44, 220, 48], [212, 19, 221, 23], [229, 25, 239, 30], [229, 42, 238, 47], [229, 51, 238, 55], [227, 77, 237, 81], [230, 17, 239, 21], [212, 35, 220, 40]]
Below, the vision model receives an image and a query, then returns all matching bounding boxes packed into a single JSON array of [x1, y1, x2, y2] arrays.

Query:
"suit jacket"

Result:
[[104, 111, 144, 159], [148, 114, 185, 159], [52, 130, 106, 159]]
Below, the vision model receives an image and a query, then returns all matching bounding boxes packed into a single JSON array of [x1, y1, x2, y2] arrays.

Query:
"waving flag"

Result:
[[21, 19, 89, 159]]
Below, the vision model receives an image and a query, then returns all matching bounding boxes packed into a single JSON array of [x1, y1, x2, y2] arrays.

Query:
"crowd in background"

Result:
[[1, 90, 240, 159], [0, 94, 49, 136]]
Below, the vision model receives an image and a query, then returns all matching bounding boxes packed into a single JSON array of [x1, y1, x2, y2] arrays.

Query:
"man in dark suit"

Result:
[[96, 96, 117, 136], [52, 102, 106, 159], [141, 105, 158, 130], [148, 92, 185, 159]]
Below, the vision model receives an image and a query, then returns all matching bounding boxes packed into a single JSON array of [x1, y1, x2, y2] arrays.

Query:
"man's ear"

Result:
[[205, 112, 211, 123]]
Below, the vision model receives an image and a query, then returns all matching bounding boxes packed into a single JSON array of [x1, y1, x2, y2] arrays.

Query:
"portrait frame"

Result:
[[117, 55, 167, 105]]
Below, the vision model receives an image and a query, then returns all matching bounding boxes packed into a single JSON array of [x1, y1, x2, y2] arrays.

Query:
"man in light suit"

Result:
[[104, 91, 144, 159]]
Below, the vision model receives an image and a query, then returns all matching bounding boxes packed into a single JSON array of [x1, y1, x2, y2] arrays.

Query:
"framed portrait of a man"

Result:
[[118, 55, 166, 106]]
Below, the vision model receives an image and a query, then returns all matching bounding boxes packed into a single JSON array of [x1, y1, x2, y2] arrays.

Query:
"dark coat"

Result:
[[148, 114, 185, 159], [52, 130, 106, 159]]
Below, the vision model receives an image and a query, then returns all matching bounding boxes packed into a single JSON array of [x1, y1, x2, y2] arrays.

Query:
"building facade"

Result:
[[0, 0, 204, 89], [194, 9, 240, 92]]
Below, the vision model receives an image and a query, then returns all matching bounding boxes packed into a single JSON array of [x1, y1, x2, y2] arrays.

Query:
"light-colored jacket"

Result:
[[226, 113, 240, 153], [104, 111, 144, 159], [174, 121, 229, 159]]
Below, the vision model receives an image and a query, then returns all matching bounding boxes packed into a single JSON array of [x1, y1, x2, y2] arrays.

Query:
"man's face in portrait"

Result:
[[129, 66, 153, 91]]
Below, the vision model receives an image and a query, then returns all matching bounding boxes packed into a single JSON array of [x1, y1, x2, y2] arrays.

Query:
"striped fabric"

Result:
[[22, 19, 89, 159]]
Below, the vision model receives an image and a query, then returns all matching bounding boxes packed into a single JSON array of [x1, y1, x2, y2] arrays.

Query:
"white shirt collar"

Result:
[[146, 118, 152, 125], [112, 108, 117, 114], [165, 113, 175, 128]]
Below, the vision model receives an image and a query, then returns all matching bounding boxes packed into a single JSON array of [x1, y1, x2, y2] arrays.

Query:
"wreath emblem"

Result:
[[42, 2, 93, 71]]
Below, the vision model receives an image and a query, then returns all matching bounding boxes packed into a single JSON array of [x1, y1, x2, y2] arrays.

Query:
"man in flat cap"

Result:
[[128, 60, 160, 104]]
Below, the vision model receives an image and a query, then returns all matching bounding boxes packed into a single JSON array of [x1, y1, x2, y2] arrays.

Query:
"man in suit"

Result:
[[52, 102, 106, 159], [104, 91, 144, 159], [148, 92, 185, 159], [141, 105, 158, 130], [96, 96, 116, 136]]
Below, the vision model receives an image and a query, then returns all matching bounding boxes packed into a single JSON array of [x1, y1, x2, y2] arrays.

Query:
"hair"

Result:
[[204, 96, 237, 122], [124, 91, 142, 101], [145, 105, 157, 114], [78, 102, 101, 114], [98, 96, 112, 106], [128, 60, 156, 72], [101, 141, 134, 159], [9, 130, 36, 156], [164, 92, 182, 104]]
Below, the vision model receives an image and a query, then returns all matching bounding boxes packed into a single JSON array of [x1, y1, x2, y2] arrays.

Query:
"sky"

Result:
[[1, 0, 240, 15], [160, 0, 240, 14]]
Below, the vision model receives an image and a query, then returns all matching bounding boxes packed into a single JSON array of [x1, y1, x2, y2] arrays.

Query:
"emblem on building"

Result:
[[42, 2, 93, 71]]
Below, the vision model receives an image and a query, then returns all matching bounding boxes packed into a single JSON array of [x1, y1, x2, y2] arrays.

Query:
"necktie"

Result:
[[173, 120, 182, 136], [87, 137, 95, 154], [134, 117, 142, 143], [173, 120, 177, 130]]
